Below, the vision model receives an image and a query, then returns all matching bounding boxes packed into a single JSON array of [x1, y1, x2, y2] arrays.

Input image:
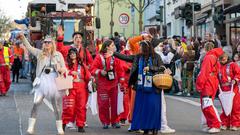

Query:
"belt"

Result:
[[73, 79, 84, 82], [0, 64, 9, 66], [202, 96, 212, 98], [210, 72, 215, 76], [221, 82, 231, 87]]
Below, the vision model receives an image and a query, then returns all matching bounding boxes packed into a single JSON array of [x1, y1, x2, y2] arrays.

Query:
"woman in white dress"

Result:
[[19, 34, 67, 135]]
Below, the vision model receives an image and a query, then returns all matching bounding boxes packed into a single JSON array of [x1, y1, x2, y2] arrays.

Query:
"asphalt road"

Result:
[[0, 79, 240, 135]]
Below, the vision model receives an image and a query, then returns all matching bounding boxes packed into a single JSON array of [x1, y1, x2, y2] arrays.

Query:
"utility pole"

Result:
[[192, 0, 195, 37], [163, 0, 166, 36], [211, 0, 215, 35], [97, 0, 100, 38]]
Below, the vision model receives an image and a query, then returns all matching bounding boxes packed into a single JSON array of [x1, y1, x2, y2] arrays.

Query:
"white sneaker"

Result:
[[208, 128, 220, 134], [202, 127, 210, 132], [84, 122, 88, 128], [66, 122, 76, 129], [186, 93, 191, 96], [160, 127, 176, 134], [230, 126, 239, 131], [175, 92, 182, 96], [221, 126, 227, 130]]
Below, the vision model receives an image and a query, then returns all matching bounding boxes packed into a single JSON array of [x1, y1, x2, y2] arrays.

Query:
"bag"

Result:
[[218, 84, 235, 116], [87, 92, 98, 115], [32, 66, 46, 87], [55, 73, 73, 91], [117, 84, 124, 115], [33, 77, 41, 87], [153, 74, 173, 89]]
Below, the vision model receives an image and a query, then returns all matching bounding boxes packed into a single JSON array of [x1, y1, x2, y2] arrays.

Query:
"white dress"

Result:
[[33, 57, 62, 99]]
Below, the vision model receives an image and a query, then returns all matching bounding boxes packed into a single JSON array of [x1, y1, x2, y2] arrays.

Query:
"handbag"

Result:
[[55, 72, 73, 91], [32, 66, 46, 87]]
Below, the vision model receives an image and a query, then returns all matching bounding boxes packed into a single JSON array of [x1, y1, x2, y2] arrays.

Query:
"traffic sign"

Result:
[[119, 13, 130, 25]]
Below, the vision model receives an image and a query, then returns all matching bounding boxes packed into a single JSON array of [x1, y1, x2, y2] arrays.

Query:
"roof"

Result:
[[29, 0, 95, 4]]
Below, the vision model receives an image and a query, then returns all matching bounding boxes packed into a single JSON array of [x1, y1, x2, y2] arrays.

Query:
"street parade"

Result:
[[0, 0, 240, 135]]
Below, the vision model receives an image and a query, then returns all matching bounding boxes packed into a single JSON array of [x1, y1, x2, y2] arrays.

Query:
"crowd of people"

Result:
[[0, 26, 240, 135]]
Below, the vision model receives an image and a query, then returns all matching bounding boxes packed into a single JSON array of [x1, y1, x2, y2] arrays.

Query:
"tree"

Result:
[[0, 10, 12, 38], [128, 0, 154, 33], [103, 0, 125, 37]]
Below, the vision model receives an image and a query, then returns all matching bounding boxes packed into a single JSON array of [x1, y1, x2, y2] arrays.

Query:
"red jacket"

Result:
[[218, 62, 240, 92], [0, 47, 14, 66], [196, 48, 224, 96], [90, 54, 124, 89], [57, 36, 93, 67]]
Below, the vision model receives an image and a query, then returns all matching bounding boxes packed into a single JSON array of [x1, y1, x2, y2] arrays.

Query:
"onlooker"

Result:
[[0, 40, 14, 96], [233, 53, 240, 66], [113, 32, 120, 52]]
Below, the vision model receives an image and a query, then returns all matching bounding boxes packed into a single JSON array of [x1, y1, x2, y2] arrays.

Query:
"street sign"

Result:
[[119, 13, 130, 26]]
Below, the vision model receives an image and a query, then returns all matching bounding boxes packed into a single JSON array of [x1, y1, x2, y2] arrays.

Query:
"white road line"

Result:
[[43, 98, 54, 112], [165, 95, 201, 107], [13, 92, 23, 135]]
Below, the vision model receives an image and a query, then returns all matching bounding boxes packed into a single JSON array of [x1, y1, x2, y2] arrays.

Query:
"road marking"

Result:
[[13, 92, 23, 135], [165, 95, 201, 107], [43, 98, 54, 112]]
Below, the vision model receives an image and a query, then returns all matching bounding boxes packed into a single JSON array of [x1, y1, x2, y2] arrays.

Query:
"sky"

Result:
[[0, 0, 32, 20]]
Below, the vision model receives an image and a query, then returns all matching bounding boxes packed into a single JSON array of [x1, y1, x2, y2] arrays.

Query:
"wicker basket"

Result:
[[153, 74, 173, 89]]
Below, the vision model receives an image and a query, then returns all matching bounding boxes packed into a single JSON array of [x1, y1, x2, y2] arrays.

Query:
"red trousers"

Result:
[[62, 83, 88, 127], [120, 88, 130, 120], [201, 95, 221, 128], [220, 90, 240, 127], [0, 66, 11, 94], [97, 85, 119, 125]]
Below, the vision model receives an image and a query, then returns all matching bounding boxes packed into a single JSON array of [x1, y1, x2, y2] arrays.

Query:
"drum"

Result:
[[153, 74, 173, 89]]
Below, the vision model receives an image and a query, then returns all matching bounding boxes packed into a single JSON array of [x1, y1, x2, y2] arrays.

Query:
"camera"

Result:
[[44, 68, 51, 74]]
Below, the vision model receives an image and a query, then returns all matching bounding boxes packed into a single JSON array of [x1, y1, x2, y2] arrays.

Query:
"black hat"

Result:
[[68, 47, 78, 54], [72, 32, 84, 38]]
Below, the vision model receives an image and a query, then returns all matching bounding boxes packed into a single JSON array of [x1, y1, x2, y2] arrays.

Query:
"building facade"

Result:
[[95, 0, 139, 38]]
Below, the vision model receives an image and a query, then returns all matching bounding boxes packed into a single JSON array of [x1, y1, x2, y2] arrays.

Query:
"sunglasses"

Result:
[[44, 41, 52, 44]]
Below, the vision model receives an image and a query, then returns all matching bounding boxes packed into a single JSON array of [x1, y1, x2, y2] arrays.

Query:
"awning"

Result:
[[224, 16, 240, 23], [224, 3, 240, 14]]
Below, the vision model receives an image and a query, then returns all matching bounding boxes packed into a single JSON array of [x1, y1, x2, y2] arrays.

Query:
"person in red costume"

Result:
[[0, 40, 14, 96], [90, 40, 125, 129], [196, 48, 224, 133], [62, 48, 91, 133], [119, 47, 132, 125], [56, 25, 93, 68], [57, 25, 93, 128], [218, 53, 240, 131]]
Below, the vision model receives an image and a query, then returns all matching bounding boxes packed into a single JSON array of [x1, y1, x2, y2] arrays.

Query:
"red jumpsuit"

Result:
[[119, 50, 132, 122], [0, 47, 14, 95], [57, 36, 93, 67], [62, 63, 91, 127], [196, 48, 224, 129], [218, 62, 240, 127], [90, 54, 124, 125]]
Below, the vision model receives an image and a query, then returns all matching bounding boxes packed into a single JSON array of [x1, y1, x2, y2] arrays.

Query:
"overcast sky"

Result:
[[0, 0, 32, 20]]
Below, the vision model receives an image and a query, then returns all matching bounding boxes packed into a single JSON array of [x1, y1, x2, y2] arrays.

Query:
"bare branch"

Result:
[[128, 0, 140, 12]]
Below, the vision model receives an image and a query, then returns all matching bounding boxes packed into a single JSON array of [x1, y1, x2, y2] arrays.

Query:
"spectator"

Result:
[[233, 53, 240, 66], [222, 40, 233, 59], [113, 32, 120, 52]]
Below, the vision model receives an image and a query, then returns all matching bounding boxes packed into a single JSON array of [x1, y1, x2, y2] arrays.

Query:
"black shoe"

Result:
[[62, 124, 66, 131], [112, 123, 121, 128], [103, 124, 109, 129], [12, 80, 15, 82], [2, 94, 6, 96], [78, 127, 85, 132], [120, 119, 126, 125], [16, 80, 19, 83]]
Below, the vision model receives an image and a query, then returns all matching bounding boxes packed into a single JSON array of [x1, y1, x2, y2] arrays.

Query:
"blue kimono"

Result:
[[131, 57, 162, 130]]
